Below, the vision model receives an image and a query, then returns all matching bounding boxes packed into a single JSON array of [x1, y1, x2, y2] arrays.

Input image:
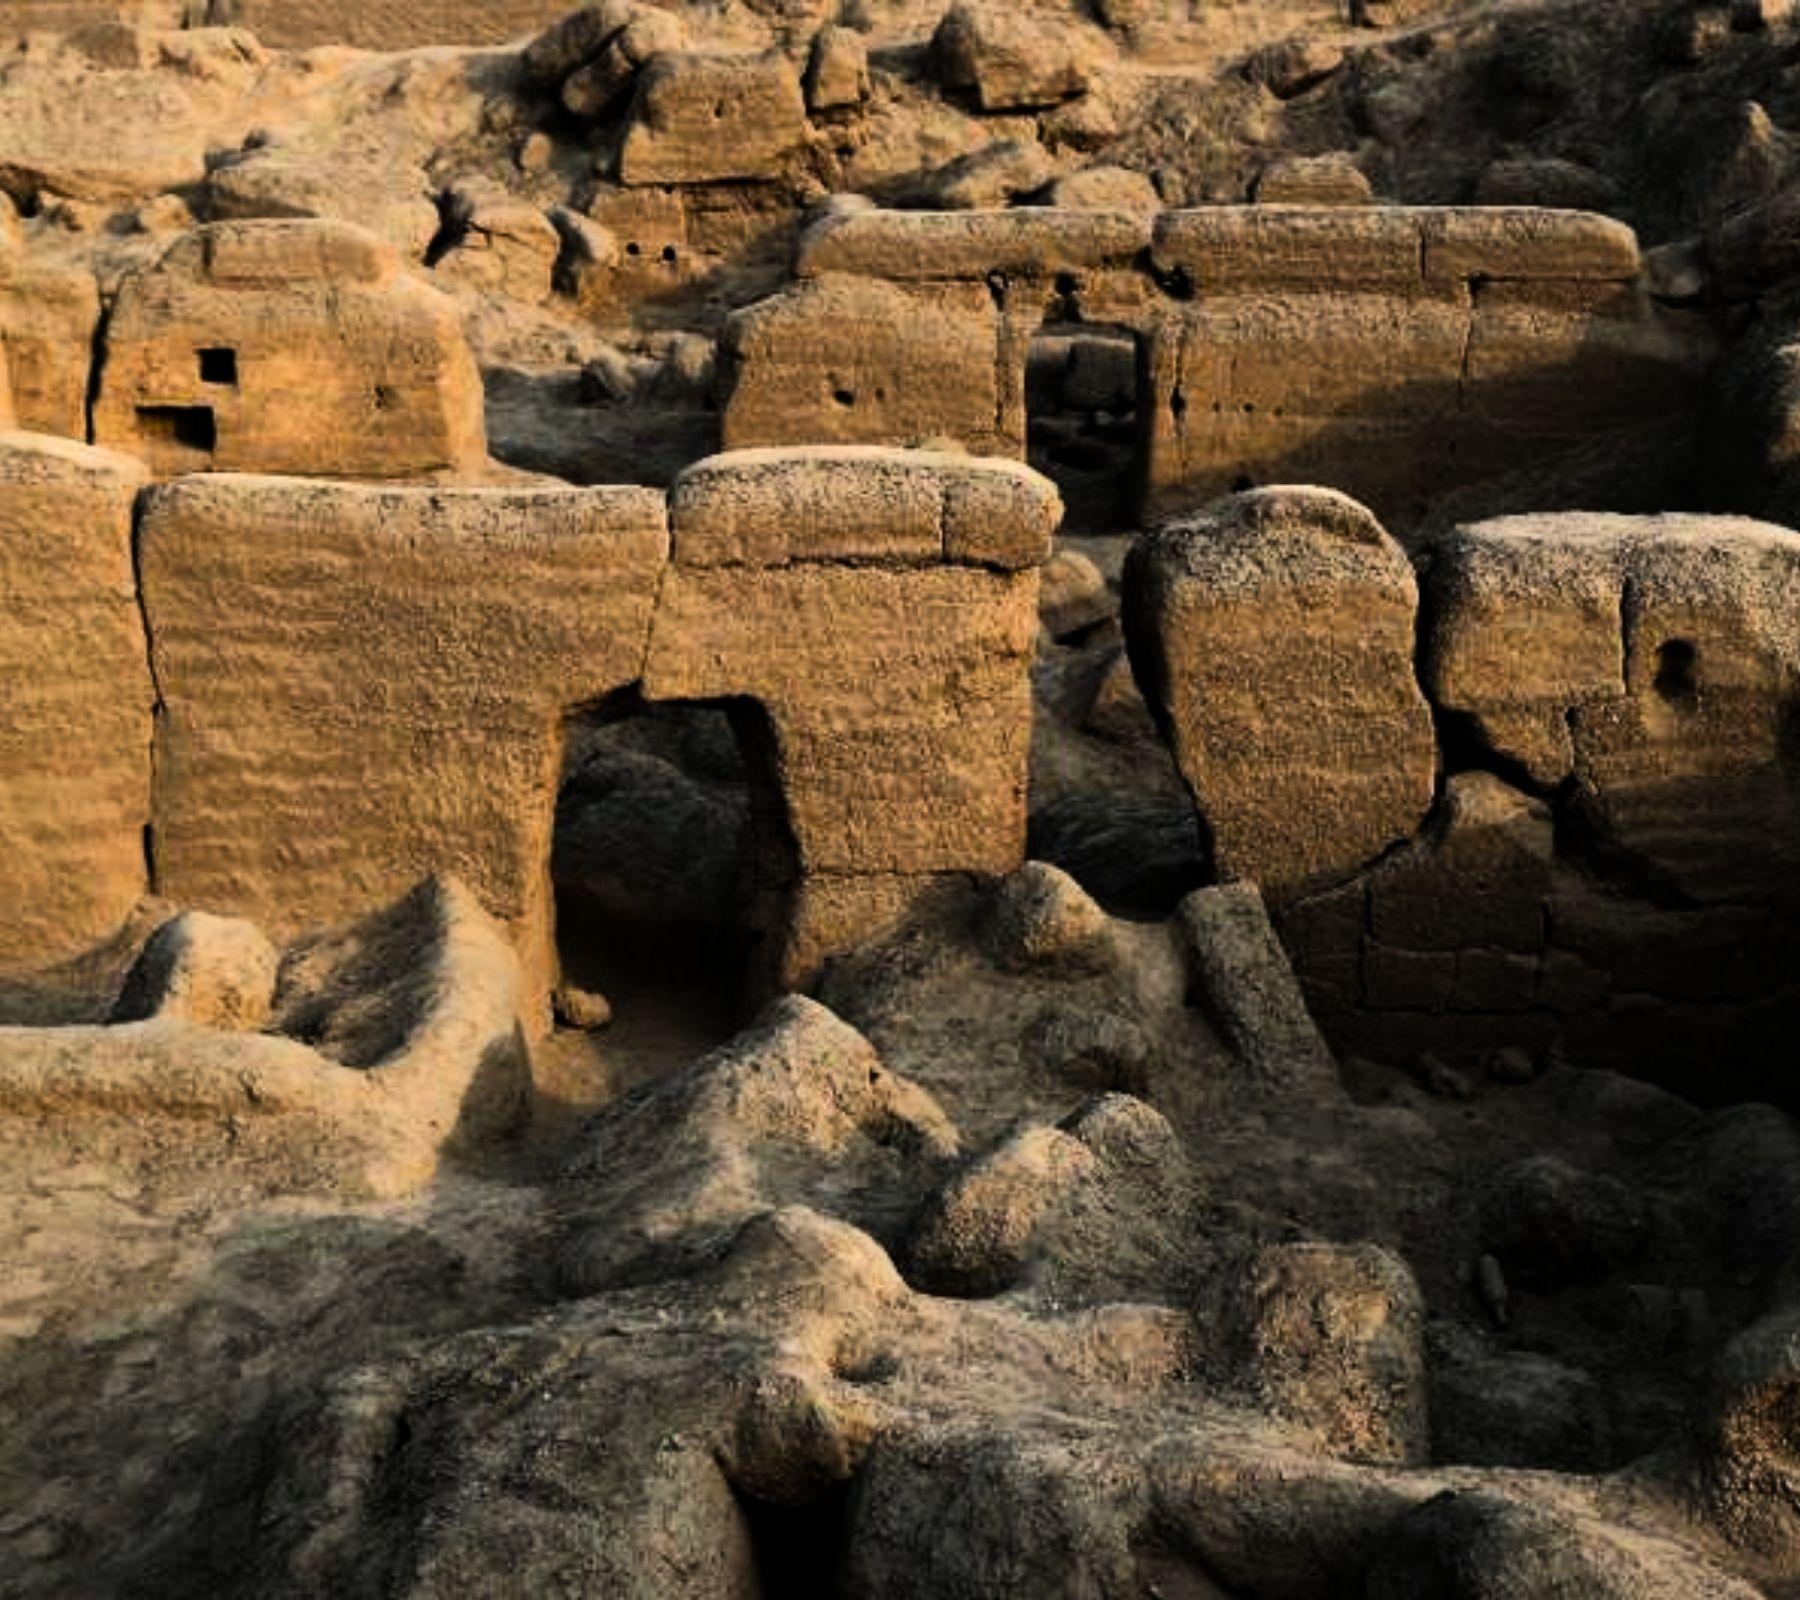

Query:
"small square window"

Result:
[[198, 348, 238, 385]]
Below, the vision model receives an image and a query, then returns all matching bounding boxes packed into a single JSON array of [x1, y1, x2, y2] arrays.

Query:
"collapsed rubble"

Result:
[[6, 0, 1800, 1594]]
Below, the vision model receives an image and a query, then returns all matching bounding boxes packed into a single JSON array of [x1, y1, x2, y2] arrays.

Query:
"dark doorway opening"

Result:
[[546, 690, 796, 1102], [1025, 323, 1148, 537], [1654, 637, 1699, 708], [135, 404, 217, 455]]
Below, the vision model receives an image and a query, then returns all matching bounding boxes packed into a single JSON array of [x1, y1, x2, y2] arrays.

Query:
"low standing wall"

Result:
[[0, 441, 1057, 1025], [1124, 491, 1800, 1100], [231, 1, 570, 48], [725, 205, 1712, 531], [138, 475, 669, 1011]]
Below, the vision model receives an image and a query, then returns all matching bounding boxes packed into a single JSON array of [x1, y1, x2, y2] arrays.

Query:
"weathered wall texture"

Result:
[[94, 221, 487, 479], [1125, 492, 1800, 1098], [0, 433, 151, 970], [0, 246, 100, 440], [725, 205, 1710, 530], [139, 475, 668, 1010], [649, 447, 1053, 984], [2, 1, 187, 32], [729, 209, 1152, 461], [1124, 486, 1436, 898], [232, 0, 570, 49], [5, 2, 568, 48], [131, 447, 1055, 1018]]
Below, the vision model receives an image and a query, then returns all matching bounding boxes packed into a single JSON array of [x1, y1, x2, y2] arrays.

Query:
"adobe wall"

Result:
[[138, 475, 668, 1012], [231, 1, 571, 49], [6, 420, 1797, 1089], [129, 446, 1055, 1021], [3, 1, 566, 47], [1123, 493, 1800, 1102], [1, 1, 187, 33], [94, 222, 488, 480], [0, 433, 152, 970], [725, 205, 1711, 531], [0, 237, 101, 442]]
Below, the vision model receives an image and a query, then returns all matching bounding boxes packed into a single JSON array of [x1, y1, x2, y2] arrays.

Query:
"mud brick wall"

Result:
[[0, 441, 1057, 1025], [1126, 493, 1800, 1103], [726, 205, 1710, 533]]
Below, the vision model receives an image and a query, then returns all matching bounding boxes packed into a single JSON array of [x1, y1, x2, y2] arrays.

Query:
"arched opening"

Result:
[[542, 688, 798, 1109], [1024, 321, 1150, 538]]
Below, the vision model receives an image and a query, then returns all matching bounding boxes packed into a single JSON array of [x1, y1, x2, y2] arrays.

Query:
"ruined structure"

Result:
[[94, 221, 488, 478], [729, 204, 1707, 529], [9, 4, 1800, 1597], [1125, 490, 1800, 1098], [142, 446, 1050, 1010], [1, 396, 1055, 1024]]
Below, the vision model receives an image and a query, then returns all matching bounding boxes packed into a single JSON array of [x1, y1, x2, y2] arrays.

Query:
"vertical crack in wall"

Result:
[[635, 545, 675, 687], [82, 292, 113, 445], [987, 271, 1013, 450], [1616, 569, 1639, 698], [1409, 544, 1453, 815], [128, 488, 167, 896], [1455, 277, 1481, 413]]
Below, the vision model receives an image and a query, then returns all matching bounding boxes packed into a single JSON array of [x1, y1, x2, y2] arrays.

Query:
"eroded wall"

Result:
[[0, 240, 100, 441], [94, 222, 488, 480], [232, 1, 570, 49], [0, 445, 1058, 1022], [139, 475, 669, 1009], [2, 2, 187, 31], [1124, 493, 1800, 1100], [726, 205, 1713, 531], [0, 433, 151, 969]]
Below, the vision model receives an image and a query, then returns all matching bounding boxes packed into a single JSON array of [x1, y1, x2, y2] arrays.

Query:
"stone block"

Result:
[[1419, 207, 1641, 284], [670, 445, 1057, 571], [931, 0, 1109, 111], [1124, 487, 1437, 897], [724, 276, 1008, 454], [796, 206, 1152, 281], [806, 24, 870, 112]]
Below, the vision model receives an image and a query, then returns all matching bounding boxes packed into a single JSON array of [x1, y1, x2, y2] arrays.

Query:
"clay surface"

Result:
[[5, 3, 1800, 1595]]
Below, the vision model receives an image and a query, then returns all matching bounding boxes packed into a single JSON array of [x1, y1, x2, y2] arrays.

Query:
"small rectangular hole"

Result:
[[136, 405, 217, 453], [198, 347, 238, 385]]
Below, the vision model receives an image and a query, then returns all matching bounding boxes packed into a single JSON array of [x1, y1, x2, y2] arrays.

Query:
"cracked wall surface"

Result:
[[0, 436, 1057, 1026], [1124, 490, 1800, 1098]]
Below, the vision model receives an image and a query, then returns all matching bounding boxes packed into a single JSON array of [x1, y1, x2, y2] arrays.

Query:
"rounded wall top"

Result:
[[669, 444, 1062, 572]]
